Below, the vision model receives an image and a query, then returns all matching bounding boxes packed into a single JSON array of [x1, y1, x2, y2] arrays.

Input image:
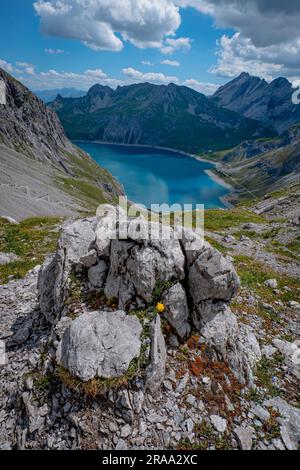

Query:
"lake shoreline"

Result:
[[74, 140, 234, 208]]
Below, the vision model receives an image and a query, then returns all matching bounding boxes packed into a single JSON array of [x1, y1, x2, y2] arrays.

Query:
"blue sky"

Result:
[[0, 1, 299, 93]]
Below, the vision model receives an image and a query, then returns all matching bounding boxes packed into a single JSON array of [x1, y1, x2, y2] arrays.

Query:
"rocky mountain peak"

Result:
[[0, 67, 74, 165], [212, 72, 300, 134], [87, 83, 113, 98]]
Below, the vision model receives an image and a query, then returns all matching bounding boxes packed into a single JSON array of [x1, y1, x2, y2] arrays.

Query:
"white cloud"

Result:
[[34, 0, 181, 51], [12, 67, 121, 90], [0, 59, 14, 73], [122, 67, 179, 85], [15, 62, 36, 76], [122, 67, 218, 93], [141, 61, 154, 66], [161, 59, 180, 67], [211, 33, 300, 82], [179, 0, 300, 48], [45, 48, 65, 54], [178, 1, 300, 81], [25, 67, 36, 76], [182, 78, 219, 95], [16, 61, 34, 68], [161, 37, 192, 54], [1, 57, 217, 96]]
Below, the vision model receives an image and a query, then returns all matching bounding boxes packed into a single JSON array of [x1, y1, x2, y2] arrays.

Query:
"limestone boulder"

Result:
[[162, 283, 190, 338], [57, 310, 142, 382], [145, 315, 167, 393]]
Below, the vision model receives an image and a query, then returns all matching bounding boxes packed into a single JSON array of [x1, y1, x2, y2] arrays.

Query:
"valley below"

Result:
[[76, 141, 230, 209]]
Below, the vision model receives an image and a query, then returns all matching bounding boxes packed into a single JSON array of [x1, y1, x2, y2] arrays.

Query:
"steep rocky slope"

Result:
[[50, 82, 273, 153], [204, 126, 300, 204], [0, 69, 123, 220], [212, 73, 300, 134], [0, 190, 299, 451]]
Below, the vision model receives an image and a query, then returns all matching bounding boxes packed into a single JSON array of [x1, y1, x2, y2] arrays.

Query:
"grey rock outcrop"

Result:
[[189, 247, 240, 328], [272, 338, 300, 379], [57, 310, 142, 382], [38, 212, 260, 385], [233, 425, 254, 450], [145, 315, 167, 393], [0, 252, 20, 265], [162, 283, 190, 338], [38, 217, 98, 323], [88, 261, 108, 288], [264, 397, 300, 450], [200, 305, 261, 384], [104, 220, 185, 309]]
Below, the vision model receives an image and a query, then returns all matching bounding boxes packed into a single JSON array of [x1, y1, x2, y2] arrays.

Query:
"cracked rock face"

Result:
[[104, 220, 185, 309], [189, 247, 240, 328], [57, 310, 142, 382], [145, 315, 167, 393], [162, 283, 190, 338], [38, 218, 99, 323]]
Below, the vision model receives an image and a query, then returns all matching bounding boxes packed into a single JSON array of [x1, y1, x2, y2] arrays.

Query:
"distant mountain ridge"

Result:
[[212, 72, 300, 134], [50, 82, 273, 153], [35, 88, 86, 103]]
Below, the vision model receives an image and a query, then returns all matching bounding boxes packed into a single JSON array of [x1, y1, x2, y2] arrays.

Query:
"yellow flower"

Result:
[[156, 302, 165, 313]]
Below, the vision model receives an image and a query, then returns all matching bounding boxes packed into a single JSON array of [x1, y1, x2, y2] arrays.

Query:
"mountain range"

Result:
[[35, 88, 86, 104], [0, 68, 122, 220], [50, 81, 273, 153], [212, 72, 300, 134], [1, 67, 299, 215]]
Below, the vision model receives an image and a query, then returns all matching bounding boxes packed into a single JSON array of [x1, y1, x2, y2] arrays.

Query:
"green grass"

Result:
[[287, 238, 300, 255], [233, 254, 300, 303], [55, 176, 107, 209], [255, 353, 284, 397], [203, 208, 266, 232], [0, 216, 61, 284], [178, 421, 232, 450], [205, 236, 228, 254]]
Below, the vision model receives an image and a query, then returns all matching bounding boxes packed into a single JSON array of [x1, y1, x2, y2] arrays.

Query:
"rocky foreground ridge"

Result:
[[1, 203, 300, 450]]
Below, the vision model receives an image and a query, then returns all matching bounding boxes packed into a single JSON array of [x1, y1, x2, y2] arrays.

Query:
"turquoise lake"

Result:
[[76, 142, 229, 209]]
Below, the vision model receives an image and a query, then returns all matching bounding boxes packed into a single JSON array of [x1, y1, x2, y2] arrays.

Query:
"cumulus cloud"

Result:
[[0, 56, 218, 95], [0, 59, 14, 73], [16, 61, 34, 68], [161, 59, 180, 67], [176, 0, 300, 82], [30, 1, 300, 83], [34, 0, 181, 51], [121, 67, 218, 93], [161, 37, 191, 54], [178, 1, 300, 48], [211, 33, 300, 83], [122, 67, 179, 85], [141, 61, 154, 66], [16, 62, 36, 76], [182, 78, 219, 95], [45, 48, 65, 54], [24, 67, 36, 76], [14, 67, 123, 90]]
